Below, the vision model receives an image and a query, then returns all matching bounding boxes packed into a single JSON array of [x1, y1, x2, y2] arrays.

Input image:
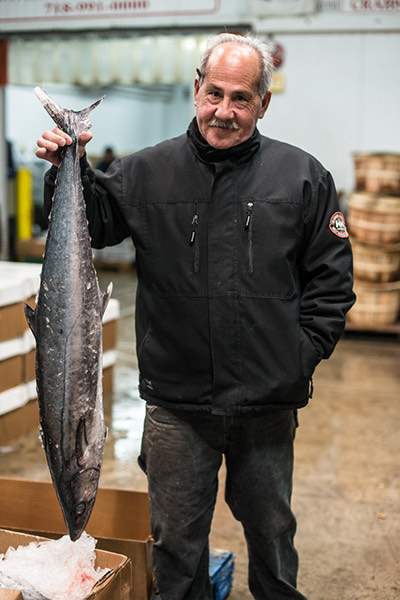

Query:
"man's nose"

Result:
[[214, 97, 234, 120]]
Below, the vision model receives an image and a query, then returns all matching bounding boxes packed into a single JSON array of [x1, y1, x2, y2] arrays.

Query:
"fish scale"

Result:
[[25, 87, 111, 541]]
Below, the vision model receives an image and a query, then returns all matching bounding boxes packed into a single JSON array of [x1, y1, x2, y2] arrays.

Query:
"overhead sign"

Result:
[[320, 0, 400, 10], [0, 0, 233, 30], [343, 0, 400, 10], [0, 0, 217, 20], [251, 0, 317, 16]]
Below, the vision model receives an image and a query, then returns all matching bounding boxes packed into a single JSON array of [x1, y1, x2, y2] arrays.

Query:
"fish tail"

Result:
[[74, 97, 104, 135], [34, 87, 104, 137]]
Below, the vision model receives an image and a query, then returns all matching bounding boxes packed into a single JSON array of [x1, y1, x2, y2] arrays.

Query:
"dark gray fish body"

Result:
[[25, 88, 111, 541]]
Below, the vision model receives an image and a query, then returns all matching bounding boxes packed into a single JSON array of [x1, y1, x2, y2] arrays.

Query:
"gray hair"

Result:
[[198, 33, 274, 97]]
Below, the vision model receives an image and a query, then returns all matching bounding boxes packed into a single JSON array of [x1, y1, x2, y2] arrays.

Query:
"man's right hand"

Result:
[[36, 127, 93, 167]]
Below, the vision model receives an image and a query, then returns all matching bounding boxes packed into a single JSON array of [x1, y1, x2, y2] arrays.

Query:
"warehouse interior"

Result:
[[0, 1, 399, 599]]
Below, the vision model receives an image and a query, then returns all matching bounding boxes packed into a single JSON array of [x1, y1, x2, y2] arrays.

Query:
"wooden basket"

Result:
[[352, 239, 400, 283], [348, 280, 400, 326], [348, 193, 400, 245], [353, 152, 400, 194]]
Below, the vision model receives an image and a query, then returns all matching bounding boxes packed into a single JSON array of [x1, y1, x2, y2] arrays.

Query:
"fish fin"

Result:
[[74, 96, 105, 136], [101, 282, 113, 319], [34, 86, 104, 136], [34, 86, 65, 131], [76, 417, 89, 466], [24, 303, 37, 337], [78, 97, 104, 121]]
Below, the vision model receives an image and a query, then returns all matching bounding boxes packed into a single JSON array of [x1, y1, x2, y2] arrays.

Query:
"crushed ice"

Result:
[[0, 532, 110, 600]]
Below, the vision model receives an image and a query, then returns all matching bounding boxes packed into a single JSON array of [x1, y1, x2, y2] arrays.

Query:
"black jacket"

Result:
[[44, 124, 355, 415]]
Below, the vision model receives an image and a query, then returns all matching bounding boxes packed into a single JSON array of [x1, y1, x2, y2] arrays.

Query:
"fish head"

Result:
[[63, 468, 100, 541]]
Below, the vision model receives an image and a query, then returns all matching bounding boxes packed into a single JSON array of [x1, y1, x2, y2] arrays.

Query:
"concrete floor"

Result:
[[1, 270, 399, 600]]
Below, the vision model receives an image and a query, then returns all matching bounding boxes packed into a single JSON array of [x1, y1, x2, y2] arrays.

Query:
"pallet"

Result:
[[345, 320, 400, 336]]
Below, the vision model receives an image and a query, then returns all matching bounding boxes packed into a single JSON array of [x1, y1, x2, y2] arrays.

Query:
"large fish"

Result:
[[25, 87, 111, 541]]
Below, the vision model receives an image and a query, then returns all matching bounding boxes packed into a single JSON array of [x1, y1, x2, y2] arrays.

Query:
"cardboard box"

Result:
[[25, 295, 36, 312], [0, 400, 39, 446], [0, 479, 152, 600], [103, 319, 117, 353], [0, 303, 26, 343], [23, 348, 35, 383], [0, 367, 112, 446], [0, 529, 132, 599], [15, 238, 45, 260], [103, 365, 113, 398], [0, 355, 24, 393], [0, 591, 23, 599]]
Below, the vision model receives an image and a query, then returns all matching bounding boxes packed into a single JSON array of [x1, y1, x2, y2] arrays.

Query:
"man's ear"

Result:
[[194, 77, 200, 101], [258, 91, 272, 119]]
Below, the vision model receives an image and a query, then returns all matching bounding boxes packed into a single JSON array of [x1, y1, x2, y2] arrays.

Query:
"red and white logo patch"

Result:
[[329, 211, 349, 239]]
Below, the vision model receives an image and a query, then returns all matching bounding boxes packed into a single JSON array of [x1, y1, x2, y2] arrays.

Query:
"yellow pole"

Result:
[[16, 166, 32, 240]]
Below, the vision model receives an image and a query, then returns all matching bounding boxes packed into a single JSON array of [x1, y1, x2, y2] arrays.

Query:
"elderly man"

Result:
[[37, 33, 355, 600]]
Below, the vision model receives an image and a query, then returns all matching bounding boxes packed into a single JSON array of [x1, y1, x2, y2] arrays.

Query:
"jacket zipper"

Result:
[[189, 204, 200, 273], [244, 201, 254, 274]]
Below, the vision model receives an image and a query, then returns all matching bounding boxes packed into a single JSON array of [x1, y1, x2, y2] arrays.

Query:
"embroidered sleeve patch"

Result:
[[329, 211, 349, 238]]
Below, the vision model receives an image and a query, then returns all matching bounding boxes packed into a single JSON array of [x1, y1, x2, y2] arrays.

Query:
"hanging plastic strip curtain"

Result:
[[8, 34, 208, 87]]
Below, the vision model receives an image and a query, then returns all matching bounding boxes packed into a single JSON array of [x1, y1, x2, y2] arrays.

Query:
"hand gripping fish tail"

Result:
[[27, 88, 111, 542]]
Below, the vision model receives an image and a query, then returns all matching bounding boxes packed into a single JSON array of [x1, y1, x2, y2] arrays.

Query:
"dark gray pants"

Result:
[[139, 405, 307, 600]]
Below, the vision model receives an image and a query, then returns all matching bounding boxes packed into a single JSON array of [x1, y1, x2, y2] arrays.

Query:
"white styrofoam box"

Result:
[[0, 262, 41, 307], [0, 379, 37, 416], [0, 349, 116, 416], [0, 261, 119, 361], [0, 336, 116, 367], [0, 354, 116, 416], [0, 300, 118, 362], [0, 384, 31, 416], [92, 238, 135, 265], [102, 298, 120, 324], [0, 338, 23, 362], [0, 260, 119, 315], [103, 350, 117, 369], [26, 380, 37, 401], [0, 330, 35, 362]]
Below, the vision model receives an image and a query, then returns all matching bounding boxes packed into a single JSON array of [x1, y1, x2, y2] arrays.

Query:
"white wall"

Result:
[[6, 31, 400, 193], [259, 31, 400, 192], [6, 83, 193, 164]]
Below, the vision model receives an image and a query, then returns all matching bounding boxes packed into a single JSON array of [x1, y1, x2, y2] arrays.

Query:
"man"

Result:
[[37, 33, 355, 600], [96, 146, 116, 172]]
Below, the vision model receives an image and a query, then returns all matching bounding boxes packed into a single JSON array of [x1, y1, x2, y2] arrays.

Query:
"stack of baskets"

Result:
[[347, 153, 400, 328]]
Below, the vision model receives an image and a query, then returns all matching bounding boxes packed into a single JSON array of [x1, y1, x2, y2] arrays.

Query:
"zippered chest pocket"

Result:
[[144, 200, 207, 297], [239, 197, 303, 298]]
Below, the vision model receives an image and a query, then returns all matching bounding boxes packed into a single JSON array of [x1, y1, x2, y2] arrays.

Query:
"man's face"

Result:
[[194, 43, 271, 149]]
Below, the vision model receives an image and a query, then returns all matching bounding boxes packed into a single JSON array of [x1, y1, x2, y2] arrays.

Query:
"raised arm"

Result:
[[37, 127, 130, 249]]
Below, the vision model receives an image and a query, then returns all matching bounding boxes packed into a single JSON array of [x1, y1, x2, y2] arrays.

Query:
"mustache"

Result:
[[208, 118, 239, 131]]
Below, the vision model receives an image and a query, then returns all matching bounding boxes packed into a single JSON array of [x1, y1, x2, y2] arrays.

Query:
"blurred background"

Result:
[[0, 2, 399, 600]]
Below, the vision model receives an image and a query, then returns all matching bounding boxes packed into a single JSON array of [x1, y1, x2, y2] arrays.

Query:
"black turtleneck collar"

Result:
[[187, 118, 261, 165]]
